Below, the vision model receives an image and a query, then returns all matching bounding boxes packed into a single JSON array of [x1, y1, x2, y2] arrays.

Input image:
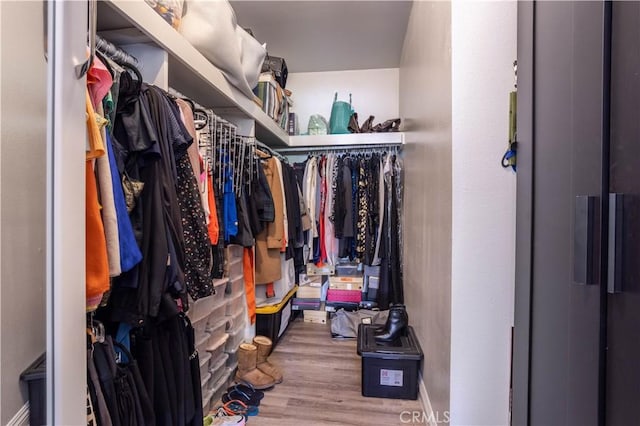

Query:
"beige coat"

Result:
[[255, 156, 285, 284]]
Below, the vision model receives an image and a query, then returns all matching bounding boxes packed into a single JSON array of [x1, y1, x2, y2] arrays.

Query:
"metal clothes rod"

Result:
[[275, 143, 403, 155], [256, 140, 288, 162], [95, 34, 139, 67]]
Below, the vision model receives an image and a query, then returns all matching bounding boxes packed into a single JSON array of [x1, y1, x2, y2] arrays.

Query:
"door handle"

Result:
[[574, 195, 599, 285], [608, 193, 624, 294]]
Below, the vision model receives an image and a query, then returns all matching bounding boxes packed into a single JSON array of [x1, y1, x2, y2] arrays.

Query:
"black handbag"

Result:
[[112, 340, 156, 426], [261, 54, 288, 89]]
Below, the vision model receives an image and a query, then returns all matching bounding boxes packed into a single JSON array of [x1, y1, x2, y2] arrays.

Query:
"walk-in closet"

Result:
[[1, 1, 520, 425]]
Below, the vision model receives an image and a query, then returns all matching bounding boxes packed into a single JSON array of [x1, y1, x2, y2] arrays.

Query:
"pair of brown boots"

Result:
[[235, 336, 283, 390]]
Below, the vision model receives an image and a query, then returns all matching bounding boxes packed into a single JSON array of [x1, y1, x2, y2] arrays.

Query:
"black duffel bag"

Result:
[[261, 54, 288, 89]]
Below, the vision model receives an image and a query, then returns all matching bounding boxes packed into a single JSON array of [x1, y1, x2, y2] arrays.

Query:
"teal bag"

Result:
[[329, 92, 353, 134]]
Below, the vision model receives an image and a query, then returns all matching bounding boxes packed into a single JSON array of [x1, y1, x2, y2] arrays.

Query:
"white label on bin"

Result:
[[380, 369, 404, 387]]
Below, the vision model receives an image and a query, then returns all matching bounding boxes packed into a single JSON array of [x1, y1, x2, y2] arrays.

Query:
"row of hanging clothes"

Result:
[[250, 143, 313, 303], [294, 148, 405, 309], [83, 35, 288, 426]]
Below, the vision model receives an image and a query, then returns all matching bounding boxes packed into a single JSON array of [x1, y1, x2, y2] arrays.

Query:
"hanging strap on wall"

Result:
[[502, 61, 518, 172]]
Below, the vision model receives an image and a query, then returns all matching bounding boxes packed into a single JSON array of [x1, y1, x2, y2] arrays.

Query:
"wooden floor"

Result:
[[249, 317, 423, 426]]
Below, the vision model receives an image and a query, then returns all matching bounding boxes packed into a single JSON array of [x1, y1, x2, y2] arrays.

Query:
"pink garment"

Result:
[[87, 56, 113, 108]]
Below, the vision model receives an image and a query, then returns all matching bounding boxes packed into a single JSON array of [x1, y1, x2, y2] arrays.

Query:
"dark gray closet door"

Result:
[[516, 2, 605, 424], [607, 2, 640, 424]]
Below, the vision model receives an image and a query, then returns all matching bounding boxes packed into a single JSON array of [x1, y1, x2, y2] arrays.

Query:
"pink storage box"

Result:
[[326, 288, 362, 303]]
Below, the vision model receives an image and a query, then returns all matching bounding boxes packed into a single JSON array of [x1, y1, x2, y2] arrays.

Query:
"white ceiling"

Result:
[[230, 1, 413, 73]]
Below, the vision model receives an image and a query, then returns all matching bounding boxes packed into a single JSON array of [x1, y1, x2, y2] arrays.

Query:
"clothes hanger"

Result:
[[122, 62, 143, 92], [194, 108, 208, 131], [86, 312, 105, 345]]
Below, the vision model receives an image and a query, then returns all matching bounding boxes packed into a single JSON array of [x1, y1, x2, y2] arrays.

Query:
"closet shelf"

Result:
[[98, 0, 290, 147], [287, 132, 405, 148]]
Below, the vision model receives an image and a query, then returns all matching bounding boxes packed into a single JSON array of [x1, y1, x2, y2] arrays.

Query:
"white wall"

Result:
[[286, 68, 399, 134], [0, 1, 48, 423], [400, 1, 452, 420], [450, 2, 517, 425]]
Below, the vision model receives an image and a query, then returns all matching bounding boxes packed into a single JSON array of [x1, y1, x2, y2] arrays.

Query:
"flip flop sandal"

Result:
[[226, 383, 265, 401], [222, 386, 264, 406], [222, 399, 259, 417]]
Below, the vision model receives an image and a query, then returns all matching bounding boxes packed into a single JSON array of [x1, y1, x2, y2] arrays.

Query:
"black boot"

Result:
[[374, 304, 408, 343], [373, 304, 405, 331]]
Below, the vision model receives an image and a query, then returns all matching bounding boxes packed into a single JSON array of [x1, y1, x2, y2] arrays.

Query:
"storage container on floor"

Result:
[[225, 261, 243, 284], [187, 279, 229, 322], [199, 351, 212, 379], [206, 316, 229, 342], [204, 333, 229, 361], [226, 345, 239, 369], [201, 388, 214, 416], [208, 366, 235, 411], [200, 371, 211, 392], [255, 286, 296, 348], [357, 324, 423, 400], [225, 320, 246, 353], [225, 291, 245, 316], [225, 244, 244, 262], [226, 307, 246, 331], [209, 352, 229, 385], [205, 299, 227, 327], [226, 273, 244, 297], [206, 333, 229, 361], [195, 332, 211, 355], [192, 315, 209, 341]]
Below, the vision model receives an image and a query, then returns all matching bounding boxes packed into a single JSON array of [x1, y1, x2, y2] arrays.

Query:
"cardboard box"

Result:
[[299, 274, 324, 287], [303, 309, 328, 324], [329, 276, 364, 291], [297, 285, 322, 299], [306, 263, 335, 276]]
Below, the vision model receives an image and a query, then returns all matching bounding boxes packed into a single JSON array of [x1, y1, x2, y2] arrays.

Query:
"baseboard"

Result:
[[418, 374, 437, 426], [6, 402, 29, 426]]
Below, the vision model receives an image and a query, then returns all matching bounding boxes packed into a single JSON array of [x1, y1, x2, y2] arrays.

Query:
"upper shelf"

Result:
[[98, 0, 290, 147], [287, 132, 405, 148]]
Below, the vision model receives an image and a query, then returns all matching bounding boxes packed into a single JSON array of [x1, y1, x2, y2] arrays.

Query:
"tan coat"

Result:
[[255, 156, 284, 284]]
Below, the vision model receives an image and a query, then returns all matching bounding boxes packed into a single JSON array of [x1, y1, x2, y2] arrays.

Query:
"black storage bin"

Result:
[[20, 353, 46, 426], [357, 324, 423, 400], [255, 288, 295, 348]]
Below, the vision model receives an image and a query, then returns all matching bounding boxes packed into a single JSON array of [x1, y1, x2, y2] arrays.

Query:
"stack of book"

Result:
[[325, 275, 364, 312], [253, 72, 293, 131]]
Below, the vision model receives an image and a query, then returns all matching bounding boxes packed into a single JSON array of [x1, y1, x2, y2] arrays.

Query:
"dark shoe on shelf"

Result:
[[360, 115, 375, 133], [372, 118, 401, 133], [374, 304, 408, 343], [348, 112, 361, 133]]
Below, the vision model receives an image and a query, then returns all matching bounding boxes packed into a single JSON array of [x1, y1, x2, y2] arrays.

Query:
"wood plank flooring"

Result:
[[248, 317, 423, 426]]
